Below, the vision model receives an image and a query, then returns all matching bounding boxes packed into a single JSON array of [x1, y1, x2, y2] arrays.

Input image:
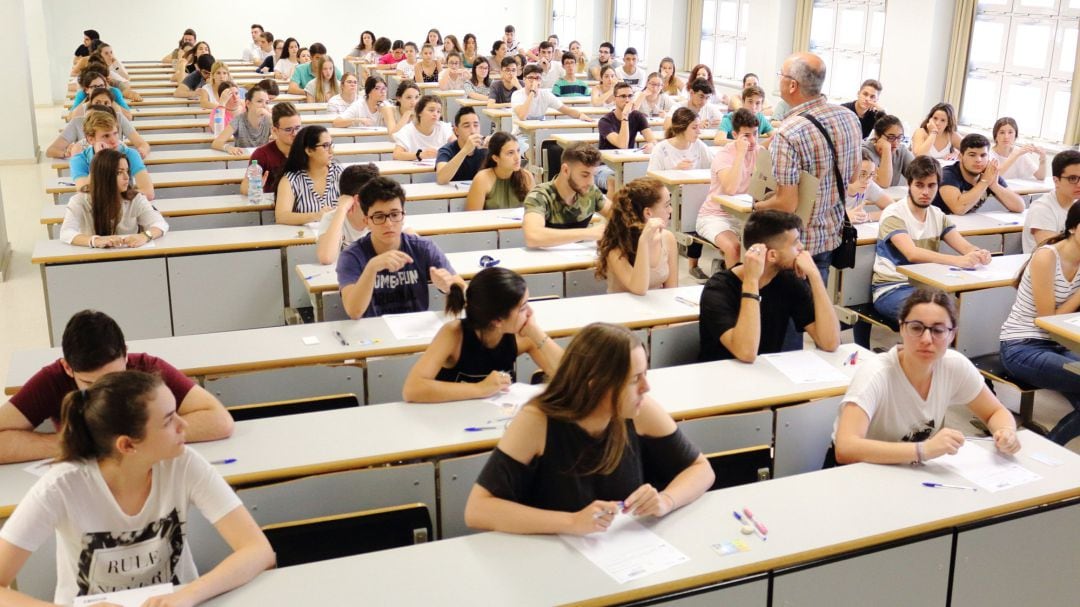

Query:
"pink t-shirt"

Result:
[[701, 142, 756, 218]]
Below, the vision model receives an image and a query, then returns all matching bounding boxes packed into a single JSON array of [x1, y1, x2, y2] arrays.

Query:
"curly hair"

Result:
[[596, 177, 665, 280]]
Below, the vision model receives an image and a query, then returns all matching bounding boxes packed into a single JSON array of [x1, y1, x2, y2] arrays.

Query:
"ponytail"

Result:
[[444, 282, 466, 318], [445, 267, 526, 332], [58, 370, 160, 462]]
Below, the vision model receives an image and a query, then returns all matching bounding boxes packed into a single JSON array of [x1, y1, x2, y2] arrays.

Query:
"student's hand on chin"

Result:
[[792, 250, 816, 280]]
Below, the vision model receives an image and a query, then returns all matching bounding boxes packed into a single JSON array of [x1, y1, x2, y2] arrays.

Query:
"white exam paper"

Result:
[[1065, 316, 1080, 328], [486, 382, 543, 410], [983, 212, 1022, 224], [934, 443, 1041, 492], [382, 311, 444, 340], [761, 350, 847, 384], [561, 516, 689, 584], [74, 583, 174, 607]]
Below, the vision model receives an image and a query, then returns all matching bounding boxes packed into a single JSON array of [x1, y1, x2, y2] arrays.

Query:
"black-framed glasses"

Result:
[[1061, 175, 1080, 185], [615, 94, 634, 99], [900, 321, 955, 341], [312, 142, 333, 150], [479, 255, 501, 268], [368, 210, 406, 224], [278, 125, 303, 134], [883, 134, 904, 142]]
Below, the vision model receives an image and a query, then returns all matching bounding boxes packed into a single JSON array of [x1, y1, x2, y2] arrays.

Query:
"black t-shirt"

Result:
[[435, 141, 488, 182], [841, 101, 882, 140], [699, 267, 815, 361], [598, 109, 649, 151], [488, 80, 520, 104]]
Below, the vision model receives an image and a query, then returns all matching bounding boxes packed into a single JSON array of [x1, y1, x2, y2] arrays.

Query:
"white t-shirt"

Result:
[[339, 98, 386, 127], [393, 121, 454, 151], [618, 65, 648, 89], [872, 199, 955, 289], [991, 148, 1041, 181], [831, 346, 984, 444], [398, 60, 418, 80], [647, 139, 712, 172], [59, 193, 169, 244], [638, 94, 676, 118], [675, 101, 725, 128], [317, 209, 369, 249], [845, 180, 886, 209], [0, 448, 240, 605], [326, 94, 360, 116], [509, 88, 564, 135], [1023, 191, 1068, 254], [539, 64, 562, 89]]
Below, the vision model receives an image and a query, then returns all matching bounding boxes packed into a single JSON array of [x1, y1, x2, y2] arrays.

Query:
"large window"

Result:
[[551, 0, 577, 47], [808, 0, 887, 98], [959, 0, 1079, 143], [699, 0, 750, 80], [613, 0, 648, 60]]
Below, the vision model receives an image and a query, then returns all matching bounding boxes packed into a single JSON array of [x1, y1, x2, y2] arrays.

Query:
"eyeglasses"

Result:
[[312, 142, 333, 150], [900, 321, 955, 341], [1061, 175, 1080, 185], [524, 75, 541, 81], [883, 134, 904, 142], [479, 255, 501, 268], [368, 210, 406, 224], [278, 125, 303, 134], [615, 94, 634, 99]]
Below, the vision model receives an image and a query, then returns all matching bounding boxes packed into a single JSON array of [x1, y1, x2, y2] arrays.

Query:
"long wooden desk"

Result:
[[6, 286, 706, 395], [126, 94, 307, 108], [137, 125, 390, 150], [92, 112, 362, 133], [1035, 312, 1080, 354], [897, 254, 1028, 357], [195, 430, 1078, 607], [41, 195, 274, 237]]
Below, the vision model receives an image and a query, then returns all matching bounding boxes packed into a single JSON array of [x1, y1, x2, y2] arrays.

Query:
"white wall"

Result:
[[40, 0, 547, 104], [2, 0, 39, 162], [644, 0, 687, 70], [24, 0, 52, 107], [879, 0, 955, 129]]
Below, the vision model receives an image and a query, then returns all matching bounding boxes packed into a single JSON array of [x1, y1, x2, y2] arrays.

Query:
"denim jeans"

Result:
[[853, 284, 911, 348], [1000, 338, 1080, 445]]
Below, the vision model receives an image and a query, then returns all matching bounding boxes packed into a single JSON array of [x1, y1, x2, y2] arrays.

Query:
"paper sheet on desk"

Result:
[[486, 382, 543, 410], [1066, 316, 1080, 328], [982, 212, 1022, 224], [383, 311, 444, 340], [23, 458, 54, 478], [74, 583, 174, 606], [761, 350, 847, 384], [934, 443, 1041, 492], [561, 516, 689, 584]]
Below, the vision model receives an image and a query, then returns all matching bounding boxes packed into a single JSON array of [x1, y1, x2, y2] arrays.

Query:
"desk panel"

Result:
[[168, 249, 285, 335]]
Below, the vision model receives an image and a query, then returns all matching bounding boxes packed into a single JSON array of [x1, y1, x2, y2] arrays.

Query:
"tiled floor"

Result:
[[0, 105, 1076, 453]]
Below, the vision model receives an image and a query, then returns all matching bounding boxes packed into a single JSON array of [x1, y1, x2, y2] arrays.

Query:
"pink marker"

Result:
[[742, 507, 768, 537]]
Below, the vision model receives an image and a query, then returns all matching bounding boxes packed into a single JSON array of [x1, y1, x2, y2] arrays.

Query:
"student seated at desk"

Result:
[[242, 102, 300, 196], [326, 72, 361, 115], [991, 117, 1048, 182], [552, 52, 589, 98], [333, 76, 389, 128], [862, 156, 991, 345], [392, 94, 455, 161], [50, 95, 148, 160], [488, 56, 522, 104], [648, 108, 712, 173], [699, 210, 839, 363], [669, 78, 725, 132], [658, 57, 683, 97], [597, 177, 678, 294], [0, 371, 273, 606], [586, 42, 621, 81], [830, 288, 1020, 466], [403, 267, 563, 402], [70, 111, 154, 200], [338, 177, 463, 318], [288, 42, 341, 96], [386, 80, 421, 136], [1022, 150, 1080, 253], [633, 72, 676, 118], [463, 56, 492, 101], [439, 52, 469, 90], [932, 133, 1025, 215], [698, 108, 761, 273], [70, 68, 133, 120], [594, 81, 657, 193], [0, 310, 233, 464], [209, 81, 243, 131], [522, 142, 611, 247], [198, 61, 233, 110], [436, 106, 488, 184], [718, 85, 773, 146], [464, 323, 714, 535], [378, 39, 406, 67], [276, 125, 343, 225], [911, 103, 962, 161], [840, 78, 885, 140], [863, 115, 913, 188], [617, 47, 646, 90], [844, 149, 894, 224], [174, 53, 214, 100], [60, 148, 167, 248], [316, 163, 379, 264], [462, 34, 480, 69], [213, 84, 272, 155], [466, 132, 534, 210], [274, 38, 301, 80], [1001, 203, 1080, 446], [304, 56, 340, 103], [590, 65, 619, 108]]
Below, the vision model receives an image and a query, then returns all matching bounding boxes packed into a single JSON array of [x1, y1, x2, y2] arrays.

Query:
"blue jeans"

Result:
[[594, 165, 615, 193], [872, 284, 911, 325], [1000, 338, 1080, 445]]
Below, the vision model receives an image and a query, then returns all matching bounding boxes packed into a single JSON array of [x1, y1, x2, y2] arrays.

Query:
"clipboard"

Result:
[[748, 146, 819, 226]]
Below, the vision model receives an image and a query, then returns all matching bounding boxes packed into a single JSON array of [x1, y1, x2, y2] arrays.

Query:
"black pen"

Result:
[[333, 330, 349, 346]]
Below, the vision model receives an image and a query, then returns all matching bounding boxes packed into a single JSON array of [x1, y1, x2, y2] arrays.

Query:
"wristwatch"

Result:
[[415, 149, 422, 161], [143, 230, 153, 241]]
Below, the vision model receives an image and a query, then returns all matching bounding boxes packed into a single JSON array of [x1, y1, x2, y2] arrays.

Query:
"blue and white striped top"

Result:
[[285, 162, 343, 214]]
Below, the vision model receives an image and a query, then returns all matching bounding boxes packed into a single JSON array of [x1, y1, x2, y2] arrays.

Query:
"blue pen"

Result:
[[733, 511, 766, 539], [59, 180, 76, 186], [922, 482, 977, 491], [211, 458, 237, 465], [947, 267, 976, 271], [464, 426, 497, 432]]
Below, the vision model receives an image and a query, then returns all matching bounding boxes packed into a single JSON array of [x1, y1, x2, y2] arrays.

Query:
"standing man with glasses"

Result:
[[242, 103, 302, 195], [758, 52, 861, 283], [338, 177, 464, 319]]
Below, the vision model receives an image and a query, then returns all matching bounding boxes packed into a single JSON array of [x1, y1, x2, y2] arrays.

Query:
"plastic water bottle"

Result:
[[212, 107, 225, 136], [247, 160, 263, 205]]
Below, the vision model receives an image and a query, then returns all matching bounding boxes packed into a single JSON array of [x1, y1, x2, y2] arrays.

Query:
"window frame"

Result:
[[697, 0, 752, 82], [807, 0, 888, 100]]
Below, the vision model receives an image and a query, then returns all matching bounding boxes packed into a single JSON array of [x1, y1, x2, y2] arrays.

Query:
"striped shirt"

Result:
[[771, 96, 862, 255], [285, 163, 344, 214], [872, 201, 955, 294], [1000, 246, 1080, 342]]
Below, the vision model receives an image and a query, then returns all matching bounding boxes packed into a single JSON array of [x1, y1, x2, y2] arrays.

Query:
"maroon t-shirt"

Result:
[[250, 140, 288, 193], [9, 353, 196, 428]]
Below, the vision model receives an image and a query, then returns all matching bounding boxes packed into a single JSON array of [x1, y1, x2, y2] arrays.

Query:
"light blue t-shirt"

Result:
[[70, 87, 131, 111], [290, 63, 343, 90], [719, 111, 774, 138], [69, 144, 146, 180]]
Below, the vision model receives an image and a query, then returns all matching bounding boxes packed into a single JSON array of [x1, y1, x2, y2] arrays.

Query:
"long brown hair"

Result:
[[532, 323, 643, 475], [60, 370, 160, 462], [482, 132, 530, 201], [596, 177, 665, 280], [87, 147, 136, 237]]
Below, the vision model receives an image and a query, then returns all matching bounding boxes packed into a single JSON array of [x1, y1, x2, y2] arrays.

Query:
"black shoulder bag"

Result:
[[800, 112, 857, 270]]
